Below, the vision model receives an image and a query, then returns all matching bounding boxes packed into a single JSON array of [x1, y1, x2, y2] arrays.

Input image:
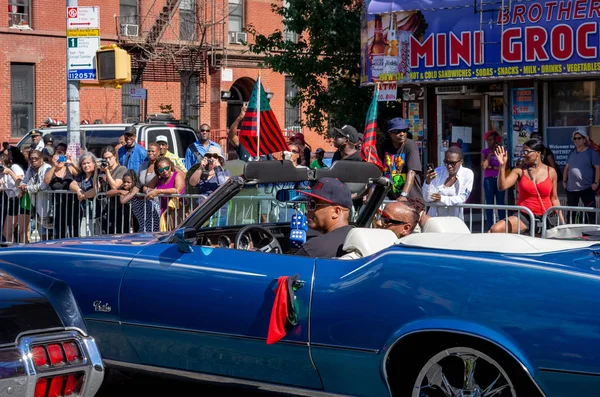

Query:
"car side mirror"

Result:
[[173, 227, 196, 253]]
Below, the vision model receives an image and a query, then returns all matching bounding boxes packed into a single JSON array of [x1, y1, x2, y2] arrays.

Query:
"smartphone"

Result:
[[427, 163, 435, 172], [58, 155, 67, 163], [243, 101, 249, 108]]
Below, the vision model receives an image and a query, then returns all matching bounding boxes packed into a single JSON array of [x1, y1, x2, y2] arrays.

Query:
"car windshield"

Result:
[[201, 181, 311, 228]]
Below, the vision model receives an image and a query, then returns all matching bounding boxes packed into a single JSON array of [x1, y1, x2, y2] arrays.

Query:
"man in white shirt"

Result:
[[423, 146, 474, 219]]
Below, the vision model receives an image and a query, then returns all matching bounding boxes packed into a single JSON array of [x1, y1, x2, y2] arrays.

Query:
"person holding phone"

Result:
[[422, 146, 474, 220], [44, 147, 79, 238]]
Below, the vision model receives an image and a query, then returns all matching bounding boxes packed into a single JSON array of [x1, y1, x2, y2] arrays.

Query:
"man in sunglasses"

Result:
[[422, 146, 473, 219], [331, 125, 362, 164], [295, 177, 354, 258], [374, 200, 420, 238], [378, 118, 423, 202], [185, 123, 223, 170]]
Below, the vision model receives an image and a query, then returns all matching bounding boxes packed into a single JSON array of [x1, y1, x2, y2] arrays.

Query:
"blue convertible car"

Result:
[[3, 160, 600, 397]]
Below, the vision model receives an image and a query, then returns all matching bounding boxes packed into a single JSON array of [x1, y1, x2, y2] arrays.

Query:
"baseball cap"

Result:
[[298, 177, 352, 209], [124, 126, 136, 136], [357, 133, 364, 141], [572, 128, 589, 140], [30, 130, 41, 137], [333, 125, 359, 143], [388, 117, 410, 132], [42, 146, 54, 157], [156, 135, 168, 144], [315, 148, 325, 154]]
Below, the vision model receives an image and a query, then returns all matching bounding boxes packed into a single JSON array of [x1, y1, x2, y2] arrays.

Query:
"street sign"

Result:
[[67, 6, 99, 29], [378, 82, 397, 102], [67, 28, 100, 37], [67, 36, 100, 80], [129, 88, 147, 99]]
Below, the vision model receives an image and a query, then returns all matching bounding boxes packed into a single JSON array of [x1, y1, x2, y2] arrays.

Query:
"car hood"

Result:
[[0, 272, 63, 345]]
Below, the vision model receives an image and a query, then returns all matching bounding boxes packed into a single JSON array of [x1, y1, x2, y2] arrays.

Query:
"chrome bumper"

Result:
[[0, 330, 104, 397]]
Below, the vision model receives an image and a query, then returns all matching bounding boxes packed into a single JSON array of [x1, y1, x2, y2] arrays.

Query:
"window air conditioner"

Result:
[[229, 31, 247, 44], [120, 24, 139, 37]]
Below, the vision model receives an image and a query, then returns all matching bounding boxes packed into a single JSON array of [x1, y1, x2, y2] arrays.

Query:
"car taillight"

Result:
[[47, 376, 63, 397], [32, 346, 48, 367], [64, 373, 83, 396], [35, 373, 84, 397], [34, 378, 47, 397], [31, 341, 82, 369], [46, 344, 64, 366], [62, 342, 82, 363]]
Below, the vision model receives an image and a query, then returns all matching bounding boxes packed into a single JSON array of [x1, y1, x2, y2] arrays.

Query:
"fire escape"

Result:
[[116, 0, 210, 85]]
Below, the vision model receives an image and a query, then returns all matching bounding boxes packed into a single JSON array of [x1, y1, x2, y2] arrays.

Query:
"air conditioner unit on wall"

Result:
[[228, 31, 247, 44], [120, 24, 139, 37], [435, 85, 477, 95]]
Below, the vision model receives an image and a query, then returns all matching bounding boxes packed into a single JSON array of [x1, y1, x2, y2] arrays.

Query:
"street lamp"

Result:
[[221, 91, 232, 100]]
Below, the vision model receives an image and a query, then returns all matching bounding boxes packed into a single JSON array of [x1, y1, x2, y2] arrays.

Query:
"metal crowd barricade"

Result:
[[541, 206, 600, 238], [382, 200, 536, 236]]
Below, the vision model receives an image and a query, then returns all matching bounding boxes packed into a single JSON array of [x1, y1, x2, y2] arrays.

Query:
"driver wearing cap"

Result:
[[295, 177, 354, 258]]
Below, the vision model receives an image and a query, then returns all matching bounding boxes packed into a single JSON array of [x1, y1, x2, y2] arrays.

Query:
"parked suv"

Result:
[[16, 118, 198, 161]]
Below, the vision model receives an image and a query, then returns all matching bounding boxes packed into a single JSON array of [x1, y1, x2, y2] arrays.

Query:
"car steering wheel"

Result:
[[234, 225, 283, 254]]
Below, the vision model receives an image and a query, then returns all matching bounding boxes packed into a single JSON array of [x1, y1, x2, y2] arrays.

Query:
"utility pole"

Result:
[[66, 0, 81, 157]]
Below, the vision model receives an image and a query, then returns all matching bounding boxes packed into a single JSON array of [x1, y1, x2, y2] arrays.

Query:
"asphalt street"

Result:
[[96, 369, 338, 397]]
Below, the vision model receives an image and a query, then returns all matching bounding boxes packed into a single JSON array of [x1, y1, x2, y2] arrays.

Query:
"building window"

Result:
[[11, 63, 34, 138], [180, 0, 196, 40], [120, 0, 138, 36], [282, 0, 297, 43], [285, 76, 301, 133], [548, 81, 600, 127], [8, 0, 31, 27], [229, 0, 243, 33], [181, 73, 199, 130], [122, 71, 143, 123]]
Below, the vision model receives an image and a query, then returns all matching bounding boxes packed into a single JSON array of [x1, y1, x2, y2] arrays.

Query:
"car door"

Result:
[[119, 245, 322, 389]]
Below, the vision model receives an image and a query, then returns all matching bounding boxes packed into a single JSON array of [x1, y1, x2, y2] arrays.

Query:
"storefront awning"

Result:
[[367, 0, 473, 14]]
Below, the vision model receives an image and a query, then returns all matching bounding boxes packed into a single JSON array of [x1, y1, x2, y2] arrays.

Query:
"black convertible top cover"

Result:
[[243, 160, 382, 184]]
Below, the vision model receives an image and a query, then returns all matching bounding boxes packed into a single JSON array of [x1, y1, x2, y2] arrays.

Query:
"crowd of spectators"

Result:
[[0, 114, 594, 244]]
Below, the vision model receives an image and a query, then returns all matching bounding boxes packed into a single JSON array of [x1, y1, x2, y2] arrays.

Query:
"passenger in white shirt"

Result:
[[0, 153, 25, 243], [423, 146, 474, 220]]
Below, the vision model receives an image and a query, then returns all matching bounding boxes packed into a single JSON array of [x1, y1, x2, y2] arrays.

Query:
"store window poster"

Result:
[[512, 88, 537, 164]]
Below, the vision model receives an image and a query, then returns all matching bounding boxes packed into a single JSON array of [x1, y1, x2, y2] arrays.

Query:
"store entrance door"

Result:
[[437, 95, 484, 203]]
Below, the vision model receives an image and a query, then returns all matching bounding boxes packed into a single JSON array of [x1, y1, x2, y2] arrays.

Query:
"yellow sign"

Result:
[[67, 29, 100, 37]]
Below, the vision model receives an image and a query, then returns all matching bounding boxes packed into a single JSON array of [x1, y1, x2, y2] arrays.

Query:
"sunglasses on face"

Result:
[[205, 153, 219, 159], [521, 149, 536, 156], [390, 129, 409, 135], [157, 165, 170, 173], [29, 157, 41, 161], [444, 159, 461, 167], [573, 136, 584, 141], [200, 128, 210, 132], [307, 198, 331, 211], [379, 212, 408, 226]]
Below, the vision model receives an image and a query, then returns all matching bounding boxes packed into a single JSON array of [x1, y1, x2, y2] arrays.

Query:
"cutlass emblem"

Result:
[[93, 300, 112, 313]]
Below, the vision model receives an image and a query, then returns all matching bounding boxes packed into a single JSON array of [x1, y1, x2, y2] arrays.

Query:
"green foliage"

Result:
[[159, 103, 173, 115], [247, 0, 375, 135]]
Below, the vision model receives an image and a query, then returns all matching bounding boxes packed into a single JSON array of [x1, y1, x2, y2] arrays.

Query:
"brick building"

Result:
[[1, 0, 334, 153]]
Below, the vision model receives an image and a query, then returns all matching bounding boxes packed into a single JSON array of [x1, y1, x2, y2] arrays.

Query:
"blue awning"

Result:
[[367, 0, 475, 14]]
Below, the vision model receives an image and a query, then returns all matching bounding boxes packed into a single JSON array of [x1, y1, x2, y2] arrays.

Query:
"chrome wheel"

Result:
[[412, 347, 517, 397]]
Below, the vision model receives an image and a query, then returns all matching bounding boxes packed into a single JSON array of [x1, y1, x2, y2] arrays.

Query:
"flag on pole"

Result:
[[360, 86, 385, 171], [239, 77, 289, 157]]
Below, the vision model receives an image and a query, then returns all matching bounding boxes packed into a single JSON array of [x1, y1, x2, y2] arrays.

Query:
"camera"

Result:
[[207, 158, 214, 165], [100, 159, 108, 169]]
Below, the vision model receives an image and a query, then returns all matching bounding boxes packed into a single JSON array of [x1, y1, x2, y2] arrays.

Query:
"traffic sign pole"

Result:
[[66, 0, 81, 154]]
